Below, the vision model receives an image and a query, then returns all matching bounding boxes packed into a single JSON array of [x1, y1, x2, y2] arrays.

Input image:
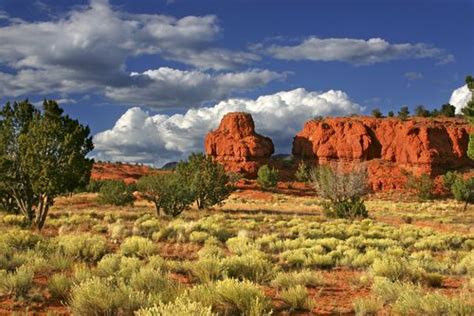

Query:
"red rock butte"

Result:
[[293, 117, 473, 190], [205, 112, 473, 191], [204, 112, 274, 177]]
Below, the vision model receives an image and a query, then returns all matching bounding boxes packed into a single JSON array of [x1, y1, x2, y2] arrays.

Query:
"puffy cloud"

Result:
[[259, 37, 454, 65], [93, 88, 363, 166], [449, 85, 472, 114], [0, 0, 262, 104], [105, 68, 285, 108]]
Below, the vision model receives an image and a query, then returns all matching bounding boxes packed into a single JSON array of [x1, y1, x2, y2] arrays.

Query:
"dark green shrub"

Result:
[[311, 165, 369, 220], [86, 179, 107, 193], [372, 108, 383, 118], [137, 173, 194, 217], [98, 180, 135, 206], [451, 177, 474, 211], [176, 153, 234, 209], [405, 173, 434, 200], [257, 165, 279, 190], [398, 106, 410, 120], [387, 111, 394, 117]]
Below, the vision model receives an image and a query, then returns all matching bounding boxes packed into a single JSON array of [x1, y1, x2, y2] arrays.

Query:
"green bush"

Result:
[[137, 173, 194, 217], [295, 161, 311, 182], [279, 285, 315, 311], [405, 173, 434, 200], [311, 166, 368, 219], [69, 277, 145, 315], [0, 266, 34, 298], [136, 297, 216, 316], [221, 254, 276, 283], [271, 269, 324, 289], [451, 176, 474, 211], [120, 236, 156, 258], [175, 153, 234, 209], [188, 279, 272, 315], [48, 273, 73, 300], [257, 165, 279, 190], [97, 180, 135, 206], [55, 233, 108, 262]]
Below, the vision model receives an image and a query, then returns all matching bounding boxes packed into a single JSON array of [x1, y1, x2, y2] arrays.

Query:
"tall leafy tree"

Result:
[[0, 100, 93, 229], [462, 75, 474, 159], [176, 153, 233, 209]]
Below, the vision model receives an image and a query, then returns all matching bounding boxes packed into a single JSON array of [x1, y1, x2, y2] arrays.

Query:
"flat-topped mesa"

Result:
[[205, 112, 274, 178], [293, 117, 474, 191]]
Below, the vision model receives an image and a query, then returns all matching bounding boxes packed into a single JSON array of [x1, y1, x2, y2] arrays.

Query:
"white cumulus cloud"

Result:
[[449, 85, 472, 114], [0, 0, 264, 105], [105, 68, 285, 108], [93, 88, 363, 166], [259, 37, 454, 65]]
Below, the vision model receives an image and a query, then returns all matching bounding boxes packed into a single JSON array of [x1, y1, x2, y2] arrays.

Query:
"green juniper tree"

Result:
[[137, 173, 194, 217], [0, 100, 93, 229], [462, 75, 474, 159], [176, 153, 233, 209]]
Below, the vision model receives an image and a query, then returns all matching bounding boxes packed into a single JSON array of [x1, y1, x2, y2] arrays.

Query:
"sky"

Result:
[[0, 0, 473, 166]]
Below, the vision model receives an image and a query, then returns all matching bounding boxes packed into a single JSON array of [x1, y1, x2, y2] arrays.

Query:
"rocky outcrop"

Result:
[[205, 112, 274, 177], [293, 117, 473, 190]]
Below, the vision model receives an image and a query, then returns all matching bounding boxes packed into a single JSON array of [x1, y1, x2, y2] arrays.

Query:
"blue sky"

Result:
[[0, 0, 473, 166]]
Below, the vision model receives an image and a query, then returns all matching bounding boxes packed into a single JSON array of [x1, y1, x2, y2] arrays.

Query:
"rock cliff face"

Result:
[[293, 117, 473, 190], [204, 112, 274, 177]]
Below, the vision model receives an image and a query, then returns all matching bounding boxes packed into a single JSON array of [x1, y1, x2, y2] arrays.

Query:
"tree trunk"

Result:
[[35, 195, 51, 230], [154, 201, 161, 216]]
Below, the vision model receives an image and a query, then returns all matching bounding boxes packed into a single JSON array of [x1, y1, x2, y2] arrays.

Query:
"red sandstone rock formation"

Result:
[[205, 112, 274, 177], [293, 117, 473, 191]]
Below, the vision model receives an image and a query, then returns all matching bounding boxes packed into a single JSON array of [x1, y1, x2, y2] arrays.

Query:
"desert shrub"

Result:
[[405, 173, 434, 200], [221, 254, 276, 283], [133, 216, 162, 237], [398, 106, 410, 120], [97, 180, 135, 206], [69, 277, 146, 315], [137, 173, 194, 217], [0, 266, 34, 298], [371, 108, 383, 118], [109, 221, 128, 239], [136, 297, 216, 316], [257, 165, 279, 190], [271, 269, 324, 289], [48, 273, 73, 300], [279, 285, 315, 311], [371, 256, 414, 282], [189, 231, 210, 244], [353, 297, 382, 316], [295, 161, 311, 182], [85, 179, 107, 193], [188, 279, 272, 315], [389, 285, 473, 315], [451, 176, 474, 211], [55, 233, 108, 262], [226, 235, 258, 255], [130, 267, 182, 301], [311, 165, 369, 219], [414, 105, 431, 117], [185, 258, 225, 283], [175, 153, 234, 209], [120, 236, 156, 258], [48, 252, 74, 271], [198, 243, 226, 259], [2, 214, 28, 227], [0, 229, 42, 250]]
